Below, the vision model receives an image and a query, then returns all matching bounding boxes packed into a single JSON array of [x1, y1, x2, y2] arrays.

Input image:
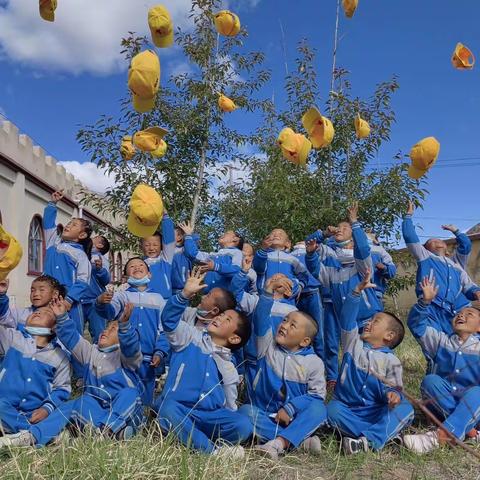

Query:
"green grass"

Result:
[[1, 329, 479, 480]]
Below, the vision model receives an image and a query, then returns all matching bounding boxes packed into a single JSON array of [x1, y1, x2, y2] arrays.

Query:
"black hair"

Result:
[[95, 235, 111, 255], [384, 312, 405, 349], [210, 288, 236, 312], [32, 275, 67, 298], [235, 233, 245, 251], [298, 311, 318, 340], [77, 218, 93, 260], [123, 256, 150, 275], [230, 310, 251, 351]]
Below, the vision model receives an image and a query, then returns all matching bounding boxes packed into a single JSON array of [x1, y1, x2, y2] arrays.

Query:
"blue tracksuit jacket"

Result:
[[157, 293, 240, 411], [144, 214, 176, 299], [0, 293, 34, 328], [291, 244, 321, 292], [90, 251, 111, 298], [370, 245, 396, 298]]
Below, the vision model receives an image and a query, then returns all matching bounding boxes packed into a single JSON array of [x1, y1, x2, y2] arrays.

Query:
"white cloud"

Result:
[[59, 160, 115, 194], [0, 0, 193, 75]]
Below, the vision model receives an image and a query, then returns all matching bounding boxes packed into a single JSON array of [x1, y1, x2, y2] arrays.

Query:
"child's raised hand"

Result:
[[305, 239, 317, 254], [178, 221, 193, 236], [325, 226, 338, 237], [354, 268, 376, 294], [347, 201, 359, 223], [0, 279, 9, 295], [441, 224, 458, 234], [420, 276, 438, 303], [182, 267, 207, 299], [242, 255, 253, 272], [98, 291, 114, 304], [94, 258, 103, 270], [407, 200, 415, 216], [50, 296, 67, 317], [51, 189, 64, 203], [119, 303, 134, 323], [261, 234, 273, 250], [386, 391, 401, 410]]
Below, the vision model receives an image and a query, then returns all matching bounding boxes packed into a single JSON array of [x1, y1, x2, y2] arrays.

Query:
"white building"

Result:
[[0, 120, 128, 308]]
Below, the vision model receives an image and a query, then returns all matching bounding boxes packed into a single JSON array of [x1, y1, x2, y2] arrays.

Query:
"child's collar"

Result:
[[364, 341, 392, 354], [277, 344, 314, 356]]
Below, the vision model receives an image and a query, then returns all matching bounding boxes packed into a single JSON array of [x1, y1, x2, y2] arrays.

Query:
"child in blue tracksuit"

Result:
[[43, 190, 93, 334], [95, 257, 169, 407], [180, 222, 244, 293], [83, 236, 112, 343], [242, 243, 258, 294], [369, 239, 396, 301], [305, 204, 383, 385], [142, 214, 176, 298], [404, 276, 480, 453], [253, 229, 308, 302], [402, 201, 480, 335], [238, 279, 327, 460], [171, 227, 198, 295], [327, 271, 414, 455], [0, 306, 71, 440], [155, 270, 253, 456], [0, 275, 65, 328], [0, 299, 144, 448]]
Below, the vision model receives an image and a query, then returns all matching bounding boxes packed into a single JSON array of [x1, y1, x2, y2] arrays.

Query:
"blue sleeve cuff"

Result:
[[283, 403, 296, 418]]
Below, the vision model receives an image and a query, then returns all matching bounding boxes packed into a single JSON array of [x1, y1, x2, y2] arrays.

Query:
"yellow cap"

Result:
[[302, 107, 335, 148], [354, 114, 371, 139], [452, 43, 475, 70], [120, 135, 136, 161], [214, 10, 241, 37], [148, 5, 174, 48], [218, 94, 237, 113], [342, 0, 358, 18], [0, 225, 23, 281], [151, 139, 167, 158], [277, 128, 312, 167], [39, 0, 57, 22], [127, 184, 164, 238], [128, 50, 160, 113], [132, 126, 168, 152], [408, 136, 440, 179]]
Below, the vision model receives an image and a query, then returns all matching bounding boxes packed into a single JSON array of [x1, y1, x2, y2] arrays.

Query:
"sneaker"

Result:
[[341, 436, 368, 455], [212, 445, 245, 460], [0, 430, 35, 448], [403, 431, 439, 454], [300, 435, 322, 454], [115, 425, 134, 441], [254, 439, 284, 460]]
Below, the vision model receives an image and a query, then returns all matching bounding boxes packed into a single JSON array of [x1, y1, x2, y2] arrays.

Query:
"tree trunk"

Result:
[[190, 142, 207, 229]]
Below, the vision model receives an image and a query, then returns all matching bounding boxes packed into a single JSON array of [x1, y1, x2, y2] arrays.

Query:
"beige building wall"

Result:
[[0, 120, 129, 308]]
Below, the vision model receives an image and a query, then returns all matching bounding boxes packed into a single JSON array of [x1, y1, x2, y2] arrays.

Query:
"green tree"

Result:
[[77, 0, 270, 250], [219, 41, 427, 246]]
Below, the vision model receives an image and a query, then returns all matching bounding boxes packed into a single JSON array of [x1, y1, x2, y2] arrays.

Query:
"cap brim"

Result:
[[408, 164, 428, 179], [151, 31, 174, 48], [132, 94, 155, 113], [127, 212, 160, 238], [297, 139, 312, 166]]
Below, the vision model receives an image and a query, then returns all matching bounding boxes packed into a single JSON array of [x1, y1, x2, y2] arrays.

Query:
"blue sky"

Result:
[[0, 0, 479, 240]]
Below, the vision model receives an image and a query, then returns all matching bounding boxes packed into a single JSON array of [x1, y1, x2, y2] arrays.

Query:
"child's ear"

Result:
[[384, 330, 395, 344], [211, 306, 220, 317], [78, 231, 88, 240], [147, 272, 152, 279], [228, 333, 241, 347], [299, 336, 312, 348]]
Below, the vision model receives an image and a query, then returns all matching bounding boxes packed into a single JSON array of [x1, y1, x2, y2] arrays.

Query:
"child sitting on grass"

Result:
[[404, 277, 480, 453], [327, 269, 414, 455], [239, 276, 327, 460], [0, 300, 144, 448], [155, 269, 253, 458]]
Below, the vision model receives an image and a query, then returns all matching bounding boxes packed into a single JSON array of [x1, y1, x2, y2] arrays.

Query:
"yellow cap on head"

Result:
[[127, 185, 164, 238], [0, 225, 23, 281], [214, 10, 241, 37], [128, 50, 160, 113], [148, 5, 174, 48]]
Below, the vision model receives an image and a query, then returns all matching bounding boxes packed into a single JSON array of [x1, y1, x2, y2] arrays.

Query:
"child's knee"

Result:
[[326, 400, 346, 425], [421, 374, 443, 396], [238, 403, 257, 422]]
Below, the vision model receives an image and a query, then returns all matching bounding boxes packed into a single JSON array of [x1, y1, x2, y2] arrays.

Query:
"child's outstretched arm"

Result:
[[458, 267, 480, 301], [252, 235, 272, 275], [0, 280, 16, 328], [179, 221, 210, 263], [375, 248, 397, 280], [64, 255, 92, 308], [402, 200, 430, 261], [161, 213, 176, 265], [442, 224, 471, 269], [51, 297, 93, 365], [118, 303, 143, 371], [349, 202, 373, 276], [95, 289, 123, 320], [92, 257, 111, 288], [230, 256, 259, 315], [43, 190, 64, 249]]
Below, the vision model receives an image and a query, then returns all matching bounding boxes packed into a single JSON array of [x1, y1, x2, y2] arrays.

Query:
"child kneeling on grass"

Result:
[[327, 269, 414, 455], [154, 269, 253, 458], [0, 300, 144, 448], [404, 277, 480, 453], [239, 276, 327, 460]]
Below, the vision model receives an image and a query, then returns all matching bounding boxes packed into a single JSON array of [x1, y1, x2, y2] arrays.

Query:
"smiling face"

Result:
[[26, 307, 56, 330], [98, 321, 119, 349], [62, 218, 87, 242], [334, 221, 353, 243], [361, 312, 395, 347], [453, 307, 480, 337], [142, 235, 162, 258], [275, 311, 313, 351], [207, 309, 242, 347], [425, 238, 448, 256], [270, 229, 289, 249], [125, 258, 150, 280], [175, 228, 185, 247], [30, 280, 58, 308]]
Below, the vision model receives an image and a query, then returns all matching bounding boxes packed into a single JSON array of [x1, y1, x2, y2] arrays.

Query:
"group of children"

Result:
[[0, 191, 479, 460]]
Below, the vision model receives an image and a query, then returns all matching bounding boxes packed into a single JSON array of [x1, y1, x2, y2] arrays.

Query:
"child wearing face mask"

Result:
[[0, 300, 143, 448], [0, 305, 71, 441], [95, 257, 169, 407], [0, 275, 66, 328], [43, 190, 93, 334]]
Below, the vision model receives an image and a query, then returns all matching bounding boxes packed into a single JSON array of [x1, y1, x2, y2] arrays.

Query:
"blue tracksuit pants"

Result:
[[327, 398, 414, 450], [29, 388, 144, 446], [421, 374, 480, 440], [0, 400, 37, 435], [323, 302, 340, 382], [139, 359, 165, 407], [239, 401, 327, 448], [297, 289, 325, 360], [157, 398, 253, 453]]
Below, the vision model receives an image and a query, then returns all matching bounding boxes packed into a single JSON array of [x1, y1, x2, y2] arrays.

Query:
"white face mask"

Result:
[[98, 344, 119, 353], [196, 308, 214, 320], [127, 276, 150, 287], [25, 326, 52, 336]]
